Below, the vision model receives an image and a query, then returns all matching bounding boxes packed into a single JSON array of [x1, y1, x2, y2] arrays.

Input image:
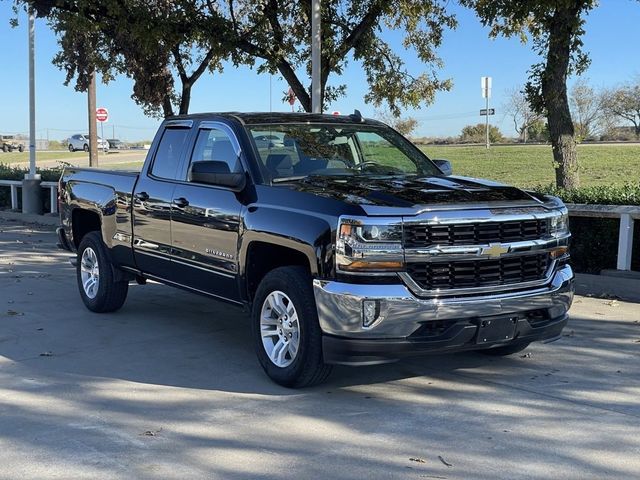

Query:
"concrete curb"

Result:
[[575, 273, 640, 303], [0, 209, 59, 227]]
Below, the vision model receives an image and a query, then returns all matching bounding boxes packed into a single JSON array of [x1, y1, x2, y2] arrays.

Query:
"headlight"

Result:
[[549, 211, 569, 238], [336, 218, 403, 273]]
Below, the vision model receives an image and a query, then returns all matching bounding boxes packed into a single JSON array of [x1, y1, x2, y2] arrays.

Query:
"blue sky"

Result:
[[0, 1, 638, 141]]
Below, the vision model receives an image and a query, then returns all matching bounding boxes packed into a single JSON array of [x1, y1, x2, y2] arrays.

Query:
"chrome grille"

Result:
[[403, 219, 548, 248], [406, 252, 550, 291]]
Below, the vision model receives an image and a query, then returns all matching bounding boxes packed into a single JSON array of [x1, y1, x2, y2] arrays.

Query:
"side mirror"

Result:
[[189, 160, 246, 191], [433, 159, 452, 176]]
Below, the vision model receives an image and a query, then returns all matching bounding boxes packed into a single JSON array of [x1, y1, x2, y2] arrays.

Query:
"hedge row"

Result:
[[1, 164, 638, 273]]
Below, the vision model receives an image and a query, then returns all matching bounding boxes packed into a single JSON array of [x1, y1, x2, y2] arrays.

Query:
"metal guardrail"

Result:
[[0, 179, 59, 214], [567, 203, 640, 271]]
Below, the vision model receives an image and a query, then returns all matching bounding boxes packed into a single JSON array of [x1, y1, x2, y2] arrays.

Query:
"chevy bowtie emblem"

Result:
[[482, 243, 510, 258]]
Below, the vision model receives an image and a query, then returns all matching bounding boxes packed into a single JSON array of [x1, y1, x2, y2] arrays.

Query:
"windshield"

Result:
[[246, 123, 440, 182]]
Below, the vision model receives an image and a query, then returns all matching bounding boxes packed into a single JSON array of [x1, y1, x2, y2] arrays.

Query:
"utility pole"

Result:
[[311, 0, 321, 113], [87, 70, 98, 166], [22, 8, 42, 215], [481, 76, 492, 149]]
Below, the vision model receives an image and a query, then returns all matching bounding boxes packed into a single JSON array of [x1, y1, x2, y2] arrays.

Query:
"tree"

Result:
[[503, 87, 543, 143], [601, 80, 640, 139], [374, 109, 419, 136], [460, 123, 503, 144], [20, 1, 457, 118], [569, 78, 601, 141], [17, 0, 231, 117], [224, 0, 457, 114], [461, 0, 601, 189], [527, 118, 550, 143]]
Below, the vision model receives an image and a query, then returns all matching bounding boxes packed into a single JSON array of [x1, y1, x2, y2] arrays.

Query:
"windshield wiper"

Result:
[[272, 175, 309, 183]]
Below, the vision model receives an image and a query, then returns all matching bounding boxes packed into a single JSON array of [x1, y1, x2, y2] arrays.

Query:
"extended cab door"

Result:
[[132, 121, 192, 279], [169, 122, 244, 303]]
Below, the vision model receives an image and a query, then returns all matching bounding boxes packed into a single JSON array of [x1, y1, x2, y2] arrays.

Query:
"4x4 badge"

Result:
[[482, 243, 510, 258]]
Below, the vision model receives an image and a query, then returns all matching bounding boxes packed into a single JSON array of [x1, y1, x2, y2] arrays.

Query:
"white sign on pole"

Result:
[[481, 76, 492, 99]]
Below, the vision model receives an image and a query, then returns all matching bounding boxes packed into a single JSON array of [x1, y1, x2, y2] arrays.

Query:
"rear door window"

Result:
[[151, 128, 190, 180]]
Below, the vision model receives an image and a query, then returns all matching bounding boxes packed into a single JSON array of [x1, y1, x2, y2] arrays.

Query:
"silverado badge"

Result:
[[482, 243, 510, 258]]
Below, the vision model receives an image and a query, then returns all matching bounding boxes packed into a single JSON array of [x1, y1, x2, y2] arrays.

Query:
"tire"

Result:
[[479, 341, 531, 356], [76, 231, 129, 313], [251, 266, 332, 388], [1, 144, 7, 153], [83, 144, 89, 152], [18, 145, 24, 152], [69, 144, 74, 152]]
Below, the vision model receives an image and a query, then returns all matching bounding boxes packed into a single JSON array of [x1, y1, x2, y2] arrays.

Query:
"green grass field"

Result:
[[419, 144, 640, 188], [0, 151, 80, 164]]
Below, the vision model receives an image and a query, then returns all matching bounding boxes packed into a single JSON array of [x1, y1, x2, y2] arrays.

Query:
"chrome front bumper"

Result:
[[313, 265, 574, 339]]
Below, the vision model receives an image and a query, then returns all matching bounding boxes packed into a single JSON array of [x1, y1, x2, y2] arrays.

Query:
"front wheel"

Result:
[[77, 231, 129, 313], [251, 266, 332, 388], [18, 145, 24, 152], [83, 144, 89, 152]]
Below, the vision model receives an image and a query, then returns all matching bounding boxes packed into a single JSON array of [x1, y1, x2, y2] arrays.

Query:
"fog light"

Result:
[[362, 300, 380, 327]]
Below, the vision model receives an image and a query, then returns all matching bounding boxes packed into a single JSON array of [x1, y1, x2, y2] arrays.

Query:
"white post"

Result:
[[11, 184, 19, 210], [49, 186, 58, 213], [311, 0, 321, 113], [616, 214, 634, 270]]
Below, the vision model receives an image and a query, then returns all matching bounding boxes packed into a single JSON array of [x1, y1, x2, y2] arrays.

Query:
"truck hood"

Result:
[[284, 175, 544, 215]]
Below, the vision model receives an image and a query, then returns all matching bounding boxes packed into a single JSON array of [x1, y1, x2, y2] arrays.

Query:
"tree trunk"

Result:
[[541, 6, 580, 189], [162, 96, 174, 118], [179, 82, 191, 115]]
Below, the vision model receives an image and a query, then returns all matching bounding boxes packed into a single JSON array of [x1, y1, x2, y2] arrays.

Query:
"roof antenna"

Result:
[[350, 109, 364, 122]]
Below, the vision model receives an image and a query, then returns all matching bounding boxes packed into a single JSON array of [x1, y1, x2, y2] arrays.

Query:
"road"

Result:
[[1, 217, 639, 480]]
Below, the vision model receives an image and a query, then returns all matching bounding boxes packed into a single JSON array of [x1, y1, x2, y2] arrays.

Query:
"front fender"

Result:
[[239, 205, 336, 279]]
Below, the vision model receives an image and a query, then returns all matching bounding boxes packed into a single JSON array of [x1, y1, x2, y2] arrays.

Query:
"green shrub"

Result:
[[535, 182, 640, 206], [0, 164, 63, 212]]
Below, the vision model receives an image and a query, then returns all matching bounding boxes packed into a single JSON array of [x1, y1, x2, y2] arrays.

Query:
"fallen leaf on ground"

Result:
[[438, 455, 453, 467], [140, 428, 163, 437], [409, 457, 426, 464], [39, 351, 53, 357], [7, 310, 23, 316], [520, 353, 532, 358]]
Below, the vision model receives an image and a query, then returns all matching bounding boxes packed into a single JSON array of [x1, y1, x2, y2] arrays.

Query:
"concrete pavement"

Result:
[[0, 217, 639, 479]]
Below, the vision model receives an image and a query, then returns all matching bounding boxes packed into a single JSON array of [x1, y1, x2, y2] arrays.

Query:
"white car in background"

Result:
[[68, 134, 109, 153]]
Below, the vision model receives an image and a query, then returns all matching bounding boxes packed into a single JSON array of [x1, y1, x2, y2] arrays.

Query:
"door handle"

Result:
[[134, 191, 149, 201], [173, 197, 189, 208]]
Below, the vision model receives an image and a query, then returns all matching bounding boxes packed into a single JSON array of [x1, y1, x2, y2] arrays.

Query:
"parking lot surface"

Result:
[[1, 216, 639, 479]]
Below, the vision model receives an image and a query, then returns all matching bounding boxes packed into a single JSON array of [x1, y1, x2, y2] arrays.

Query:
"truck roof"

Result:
[[168, 111, 386, 127]]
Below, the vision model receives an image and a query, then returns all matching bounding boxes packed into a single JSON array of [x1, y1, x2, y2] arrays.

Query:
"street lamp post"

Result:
[[22, 8, 42, 215]]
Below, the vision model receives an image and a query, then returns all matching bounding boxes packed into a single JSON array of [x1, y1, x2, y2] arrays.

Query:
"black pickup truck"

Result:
[[57, 112, 573, 387]]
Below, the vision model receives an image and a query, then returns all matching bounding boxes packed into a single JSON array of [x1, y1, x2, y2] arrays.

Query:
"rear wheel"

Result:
[[68, 144, 74, 152], [77, 231, 129, 313], [479, 341, 530, 356], [251, 266, 332, 388], [1, 144, 7, 153]]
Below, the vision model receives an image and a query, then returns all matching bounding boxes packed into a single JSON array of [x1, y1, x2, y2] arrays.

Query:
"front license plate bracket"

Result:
[[476, 316, 518, 344]]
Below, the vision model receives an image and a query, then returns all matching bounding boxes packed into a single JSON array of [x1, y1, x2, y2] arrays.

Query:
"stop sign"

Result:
[[96, 107, 109, 122]]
